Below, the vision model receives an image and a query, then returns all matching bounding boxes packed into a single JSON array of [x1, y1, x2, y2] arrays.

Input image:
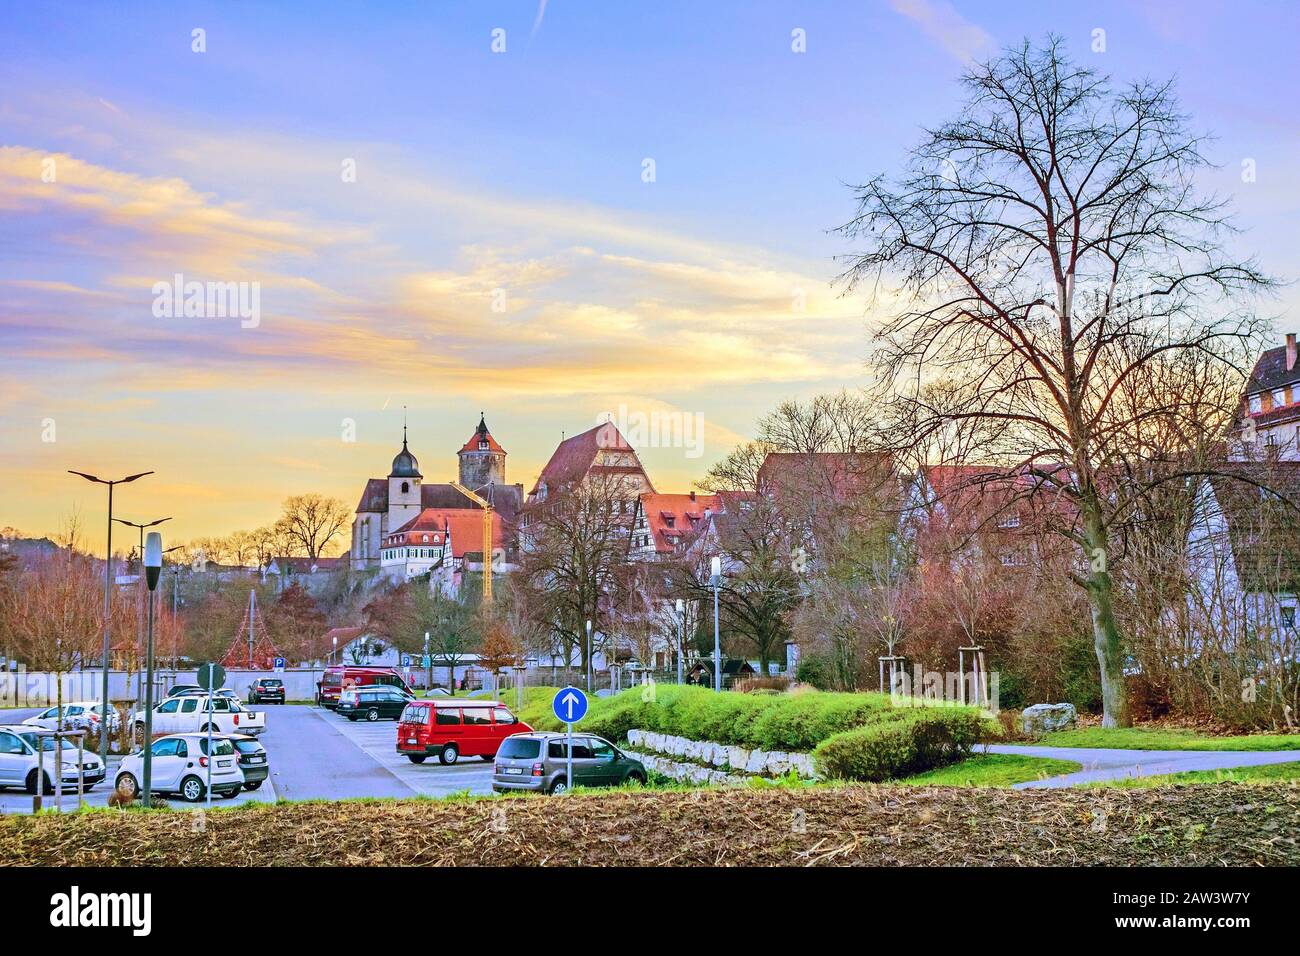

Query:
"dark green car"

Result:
[[337, 685, 414, 721]]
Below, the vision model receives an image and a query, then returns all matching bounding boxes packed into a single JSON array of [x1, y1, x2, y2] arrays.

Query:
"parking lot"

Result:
[[0, 702, 495, 814]]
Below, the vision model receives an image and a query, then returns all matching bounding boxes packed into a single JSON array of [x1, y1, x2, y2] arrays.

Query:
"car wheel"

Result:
[[220, 788, 239, 799], [366, 708, 379, 722], [549, 777, 568, 795], [25, 769, 53, 795], [244, 780, 264, 791], [481, 754, 494, 762], [347, 715, 357, 721], [115, 773, 140, 799], [406, 755, 427, 764], [439, 743, 459, 765], [626, 771, 646, 785], [180, 776, 206, 803], [133, 722, 146, 745]]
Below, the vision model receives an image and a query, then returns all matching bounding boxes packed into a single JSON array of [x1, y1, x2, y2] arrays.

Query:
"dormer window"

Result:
[[479, 439, 489, 450], [1249, 394, 1262, 414]]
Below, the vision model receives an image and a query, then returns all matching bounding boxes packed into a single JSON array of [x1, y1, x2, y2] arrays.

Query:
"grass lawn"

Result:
[[1081, 760, 1300, 788], [1019, 726, 1300, 751], [894, 753, 1082, 787]]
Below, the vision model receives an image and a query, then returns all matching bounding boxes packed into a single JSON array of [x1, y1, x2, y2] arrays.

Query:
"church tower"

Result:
[[387, 423, 423, 531], [458, 413, 507, 491]]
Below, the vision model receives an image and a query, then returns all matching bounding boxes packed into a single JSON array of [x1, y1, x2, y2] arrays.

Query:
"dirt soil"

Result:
[[3, 784, 1297, 867]]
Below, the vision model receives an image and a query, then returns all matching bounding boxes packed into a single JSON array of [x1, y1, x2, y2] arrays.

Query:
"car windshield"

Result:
[[19, 733, 61, 752], [497, 738, 542, 760]]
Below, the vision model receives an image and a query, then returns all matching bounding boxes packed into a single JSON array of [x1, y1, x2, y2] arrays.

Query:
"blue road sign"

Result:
[[552, 686, 589, 724], [273, 657, 285, 672], [421, 655, 431, 667], [401, 654, 411, 668]]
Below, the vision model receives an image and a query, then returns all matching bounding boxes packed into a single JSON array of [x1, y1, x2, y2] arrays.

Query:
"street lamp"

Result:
[[114, 517, 172, 701], [67, 469, 153, 761], [585, 619, 593, 691], [332, 636, 337, 665], [710, 556, 722, 692], [141, 531, 163, 805], [675, 598, 685, 685]]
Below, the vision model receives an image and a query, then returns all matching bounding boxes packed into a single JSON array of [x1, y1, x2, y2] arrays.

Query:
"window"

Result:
[[498, 738, 540, 759], [435, 708, 461, 725], [0, 732, 24, 755], [1282, 607, 1296, 628], [493, 707, 516, 725], [998, 513, 1021, 529], [590, 739, 615, 760], [400, 704, 430, 724], [180, 698, 198, 713], [462, 708, 492, 725], [570, 738, 596, 759], [401, 481, 410, 494], [199, 738, 235, 756], [151, 738, 180, 758], [175, 740, 189, 758], [547, 740, 566, 759], [158, 699, 180, 714]]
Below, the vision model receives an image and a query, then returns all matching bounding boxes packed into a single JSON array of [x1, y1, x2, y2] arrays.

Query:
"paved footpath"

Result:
[[986, 743, 1300, 788]]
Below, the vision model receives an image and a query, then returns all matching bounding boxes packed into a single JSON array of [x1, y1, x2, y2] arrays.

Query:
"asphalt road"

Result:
[[0, 703, 495, 814], [986, 743, 1300, 788]]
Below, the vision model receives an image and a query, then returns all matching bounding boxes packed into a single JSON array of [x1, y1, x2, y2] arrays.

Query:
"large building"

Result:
[[1237, 333, 1300, 459], [350, 415, 523, 572]]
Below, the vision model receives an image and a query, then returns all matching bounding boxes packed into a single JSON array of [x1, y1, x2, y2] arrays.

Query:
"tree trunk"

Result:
[[1083, 511, 1130, 727]]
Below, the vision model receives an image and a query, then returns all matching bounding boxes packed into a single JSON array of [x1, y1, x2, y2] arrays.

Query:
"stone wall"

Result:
[[626, 729, 817, 779]]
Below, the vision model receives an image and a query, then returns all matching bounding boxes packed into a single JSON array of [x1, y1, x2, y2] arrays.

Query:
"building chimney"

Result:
[[689, 491, 696, 502], [1288, 333, 1297, 372]]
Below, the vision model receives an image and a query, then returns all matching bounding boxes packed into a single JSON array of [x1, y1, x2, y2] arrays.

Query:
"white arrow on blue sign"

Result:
[[552, 686, 589, 724]]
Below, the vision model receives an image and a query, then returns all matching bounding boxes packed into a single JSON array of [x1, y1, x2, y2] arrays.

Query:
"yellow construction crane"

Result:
[[450, 481, 494, 603]]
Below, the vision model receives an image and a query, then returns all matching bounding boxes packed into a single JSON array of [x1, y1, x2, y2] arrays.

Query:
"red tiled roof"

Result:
[[638, 492, 722, 553], [389, 508, 507, 559], [459, 415, 507, 454], [529, 422, 652, 495]]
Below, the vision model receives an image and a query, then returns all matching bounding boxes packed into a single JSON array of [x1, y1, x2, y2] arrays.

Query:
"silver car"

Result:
[[491, 732, 646, 794]]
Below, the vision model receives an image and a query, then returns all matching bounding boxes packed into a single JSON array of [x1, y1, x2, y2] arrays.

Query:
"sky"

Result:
[[2, 0, 1298, 553]]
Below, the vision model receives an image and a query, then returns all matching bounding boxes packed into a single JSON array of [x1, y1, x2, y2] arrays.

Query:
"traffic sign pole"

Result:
[[550, 686, 588, 794]]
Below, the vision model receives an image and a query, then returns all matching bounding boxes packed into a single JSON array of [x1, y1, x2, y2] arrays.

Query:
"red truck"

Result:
[[316, 665, 413, 710]]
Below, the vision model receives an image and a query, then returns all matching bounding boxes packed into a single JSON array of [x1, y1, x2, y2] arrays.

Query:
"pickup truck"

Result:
[[134, 694, 266, 739]]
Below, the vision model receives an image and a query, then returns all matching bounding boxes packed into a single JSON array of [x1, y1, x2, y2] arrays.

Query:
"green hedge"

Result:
[[516, 685, 998, 780], [812, 709, 992, 782]]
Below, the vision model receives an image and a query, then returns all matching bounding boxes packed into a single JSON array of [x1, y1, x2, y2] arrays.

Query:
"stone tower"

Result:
[[458, 413, 506, 491], [387, 424, 423, 531]]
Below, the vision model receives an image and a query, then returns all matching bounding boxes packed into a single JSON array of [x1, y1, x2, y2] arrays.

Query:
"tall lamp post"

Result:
[[585, 619, 593, 691], [675, 598, 685, 685], [67, 469, 153, 762], [710, 556, 722, 692], [141, 532, 163, 805], [114, 517, 172, 701]]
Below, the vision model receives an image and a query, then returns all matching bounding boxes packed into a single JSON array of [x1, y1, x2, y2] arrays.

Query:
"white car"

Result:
[[22, 701, 107, 731], [134, 693, 266, 739], [0, 725, 106, 794], [115, 733, 244, 802]]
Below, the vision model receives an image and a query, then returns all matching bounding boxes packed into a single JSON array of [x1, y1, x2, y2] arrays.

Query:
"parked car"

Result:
[[176, 686, 240, 702], [0, 725, 105, 793], [22, 701, 106, 731], [166, 684, 204, 697], [134, 693, 266, 740], [338, 684, 414, 721], [115, 733, 244, 802], [248, 678, 286, 705], [491, 732, 646, 795], [224, 733, 269, 790], [317, 666, 412, 709], [396, 699, 530, 764]]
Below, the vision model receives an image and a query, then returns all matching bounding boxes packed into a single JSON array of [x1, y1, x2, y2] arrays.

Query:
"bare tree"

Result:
[[276, 494, 350, 560], [838, 37, 1272, 725]]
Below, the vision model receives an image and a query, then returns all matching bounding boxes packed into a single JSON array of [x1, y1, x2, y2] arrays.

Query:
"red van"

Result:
[[396, 699, 531, 765], [317, 666, 412, 709]]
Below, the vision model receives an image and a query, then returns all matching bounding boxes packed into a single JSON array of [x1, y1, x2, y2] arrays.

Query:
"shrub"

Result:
[[812, 709, 997, 782]]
